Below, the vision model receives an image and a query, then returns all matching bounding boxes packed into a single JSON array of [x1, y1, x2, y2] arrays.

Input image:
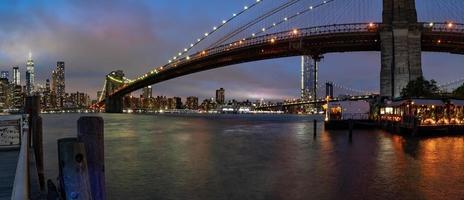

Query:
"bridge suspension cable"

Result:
[[439, 77, 464, 90], [208, 0, 309, 48], [98, 79, 107, 103], [167, 0, 265, 63]]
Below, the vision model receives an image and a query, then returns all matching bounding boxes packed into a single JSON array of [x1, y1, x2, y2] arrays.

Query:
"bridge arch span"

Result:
[[100, 22, 464, 112]]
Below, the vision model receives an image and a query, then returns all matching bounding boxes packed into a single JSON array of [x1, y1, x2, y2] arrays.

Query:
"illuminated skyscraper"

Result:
[[56, 62, 66, 107], [142, 86, 153, 98], [26, 52, 35, 95], [216, 88, 225, 105], [12, 66, 20, 86], [1, 71, 9, 80], [301, 56, 317, 101]]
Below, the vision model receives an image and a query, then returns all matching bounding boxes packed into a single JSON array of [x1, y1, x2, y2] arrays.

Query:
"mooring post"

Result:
[[25, 96, 45, 190], [313, 119, 317, 138], [349, 119, 353, 141], [77, 116, 106, 200], [58, 138, 92, 200], [33, 116, 44, 190]]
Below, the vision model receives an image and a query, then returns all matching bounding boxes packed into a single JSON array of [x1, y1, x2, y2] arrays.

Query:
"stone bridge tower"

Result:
[[380, 0, 423, 98]]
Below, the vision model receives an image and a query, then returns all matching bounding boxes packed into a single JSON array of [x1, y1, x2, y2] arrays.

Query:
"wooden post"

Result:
[[33, 116, 45, 190], [349, 119, 353, 141], [47, 179, 60, 200], [25, 96, 45, 190], [313, 119, 317, 138], [77, 117, 106, 200], [58, 138, 92, 200], [25, 96, 40, 146]]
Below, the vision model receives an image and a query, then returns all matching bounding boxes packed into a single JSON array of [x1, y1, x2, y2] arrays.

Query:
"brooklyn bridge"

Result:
[[94, 0, 464, 113]]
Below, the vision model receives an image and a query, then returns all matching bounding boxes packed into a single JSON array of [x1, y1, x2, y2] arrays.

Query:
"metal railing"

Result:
[[422, 22, 464, 33], [11, 115, 29, 200]]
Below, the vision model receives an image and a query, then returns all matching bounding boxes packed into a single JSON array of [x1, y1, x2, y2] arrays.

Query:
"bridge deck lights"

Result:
[[447, 22, 454, 28], [292, 29, 299, 35], [270, 38, 276, 43]]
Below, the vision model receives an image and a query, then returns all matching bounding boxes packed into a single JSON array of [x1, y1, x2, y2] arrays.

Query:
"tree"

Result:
[[452, 83, 464, 99], [400, 77, 440, 98]]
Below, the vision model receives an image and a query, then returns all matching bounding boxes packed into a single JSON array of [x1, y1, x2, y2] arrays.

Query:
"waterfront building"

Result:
[[167, 98, 176, 110], [26, 52, 35, 95], [186, 96, 199, 110], [216, 88, 225, 105], [1, 71, 9, 80], [142, 86, 153, 99], [70, 91, 91, 108], [155, 96, 168, 110], [0, 78, 10, 109], [11, 85, 23, 110], [379, 98, 464, 134], [200, 98, 217, 111], [42, 79, 51, 109], [12, 66, 20, 86], [56, 62, 65, 107], [173, 97, 182, 109]]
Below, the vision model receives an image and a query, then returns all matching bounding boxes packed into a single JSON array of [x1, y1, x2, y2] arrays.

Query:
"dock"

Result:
[[0, 150, 19, 200]]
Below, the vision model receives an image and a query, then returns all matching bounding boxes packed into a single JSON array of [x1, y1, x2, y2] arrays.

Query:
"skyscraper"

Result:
[[12, 66, 20, 86], [186, 96, 199, 110], [1, 71, 9, 80], [51, 70, 57, 93], [26, 52, 35, 95], [216, 88, 225, 105], [56, 62, 65, 107], [142, 86, 153, 98], [301, 56, 317, 100]]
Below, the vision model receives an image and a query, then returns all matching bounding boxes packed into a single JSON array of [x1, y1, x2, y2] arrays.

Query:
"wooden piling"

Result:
[[349, 119, 353, 141], [58, 138, 92, 200], [77, 116, 106, 200], [313, 119, 317, 138], [25, 96, 45, 190], [32, 116, 44, 190]]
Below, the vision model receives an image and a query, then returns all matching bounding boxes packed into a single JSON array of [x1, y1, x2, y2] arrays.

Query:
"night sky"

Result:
[[0, 0, 462, 101]]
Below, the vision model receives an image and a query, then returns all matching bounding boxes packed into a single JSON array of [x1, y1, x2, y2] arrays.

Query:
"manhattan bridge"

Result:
[[94, 0, 464, 113]]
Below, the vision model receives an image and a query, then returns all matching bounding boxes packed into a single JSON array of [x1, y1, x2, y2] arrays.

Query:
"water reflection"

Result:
[[41, 114, 464, 200]]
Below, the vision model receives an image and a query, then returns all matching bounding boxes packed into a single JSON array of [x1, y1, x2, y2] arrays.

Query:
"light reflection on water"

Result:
[[42, 114, 464, 200]]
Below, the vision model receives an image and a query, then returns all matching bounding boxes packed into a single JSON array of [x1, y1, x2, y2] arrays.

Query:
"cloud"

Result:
[[0, 0, 462, 101]]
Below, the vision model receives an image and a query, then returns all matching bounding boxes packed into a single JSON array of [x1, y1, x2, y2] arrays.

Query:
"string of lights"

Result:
[[252, 0, 336, 38], [168, 0, 265, 64]]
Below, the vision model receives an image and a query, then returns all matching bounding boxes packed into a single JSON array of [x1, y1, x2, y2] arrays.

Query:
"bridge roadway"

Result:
[[99, 22, 464, 110], [255, 94, 379, 110]]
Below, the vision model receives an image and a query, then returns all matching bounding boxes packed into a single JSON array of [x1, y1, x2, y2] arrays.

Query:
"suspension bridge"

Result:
[[94, 0, 464, 113]]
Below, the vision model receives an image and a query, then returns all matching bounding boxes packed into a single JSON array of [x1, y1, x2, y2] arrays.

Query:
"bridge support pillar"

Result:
[[105, 96, 123, 113], [380, 0, 423, 99]]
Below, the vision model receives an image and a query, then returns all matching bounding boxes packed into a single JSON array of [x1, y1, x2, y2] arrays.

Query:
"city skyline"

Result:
[[0, 1, 463, 101]]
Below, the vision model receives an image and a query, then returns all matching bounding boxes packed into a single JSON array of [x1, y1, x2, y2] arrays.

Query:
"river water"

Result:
[[42, 113, 464, 200]]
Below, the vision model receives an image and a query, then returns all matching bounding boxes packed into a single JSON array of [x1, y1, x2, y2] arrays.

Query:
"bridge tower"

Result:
[[104, 70, 125, 113], [380, 0, 422, 98], [325, 82, 334, 99]]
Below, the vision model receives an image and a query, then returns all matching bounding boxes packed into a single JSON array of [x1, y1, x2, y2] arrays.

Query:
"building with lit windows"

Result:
[[12, 66, 20, 86], [56, 62, 66, 107], [26, 52, 35, 95], [216, 88, 225, 105], [186, 96, 199, 110]]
